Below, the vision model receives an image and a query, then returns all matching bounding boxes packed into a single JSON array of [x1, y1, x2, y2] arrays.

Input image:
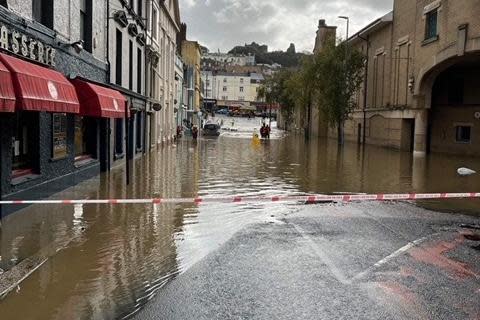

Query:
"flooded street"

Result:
[[0, 117, 479, 320]]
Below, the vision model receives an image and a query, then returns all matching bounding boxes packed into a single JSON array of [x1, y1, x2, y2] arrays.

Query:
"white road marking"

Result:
[[291, 222, 351, 285], [351, 234, 437, 282], [0, 258, 48, 299]]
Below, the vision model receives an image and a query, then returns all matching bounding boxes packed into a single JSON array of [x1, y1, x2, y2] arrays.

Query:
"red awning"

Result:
[[0, 60, 16, 112], [71, 79, 128, 118], [0, 53, 79, 113]]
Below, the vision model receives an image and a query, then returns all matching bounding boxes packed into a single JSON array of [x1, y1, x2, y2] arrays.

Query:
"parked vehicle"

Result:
[[203, 120, 221, 137], [216, 108, 229, 115]]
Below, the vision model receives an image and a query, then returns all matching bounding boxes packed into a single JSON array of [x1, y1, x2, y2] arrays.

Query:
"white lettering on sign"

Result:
[[0, 22, 56, 67], [29, 40, 36, 60], [0, 26, 8, 50], [11, 31, 19, 54], [48, 81, 59, 100], [20, 35, 28, 56], [37, 42, 44, 63]]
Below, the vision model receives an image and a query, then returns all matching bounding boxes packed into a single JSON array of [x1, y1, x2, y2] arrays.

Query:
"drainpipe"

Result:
[[358, 34, 369, 145], [106, 0, 111, 171], [0, 139, 2, 220], [143, 0, 151, 154]]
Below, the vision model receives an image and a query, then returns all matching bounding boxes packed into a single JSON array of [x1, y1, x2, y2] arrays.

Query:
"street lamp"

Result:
[[338, 16, 349, 41], [338, 16, 350, 62], [338, 15, 350, 145]]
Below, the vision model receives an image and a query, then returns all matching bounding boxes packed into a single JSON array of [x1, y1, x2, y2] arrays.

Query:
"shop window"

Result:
[[115, 118, 124, 156], [128, 40, 133, 90], [52, 113, 68, 160], [136, 112, 142, 152], [150, 113, 156, 147], [137, 48, 142, 94], [79, 0, 93, 53], [455, 126, 471, 143], [425, 9, 438, 40], [74, 116, 97, 160], [32, 0, 54, 29], [115, 29, 123, 86], [12, 112, 33, 172]]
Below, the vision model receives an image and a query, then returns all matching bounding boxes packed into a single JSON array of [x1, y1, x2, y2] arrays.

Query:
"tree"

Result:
[[313, 41, 365, 144], [285, 56, 317, 136], [258, 70, 296, 126]]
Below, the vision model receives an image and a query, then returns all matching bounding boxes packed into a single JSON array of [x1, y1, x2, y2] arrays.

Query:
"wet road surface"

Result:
[[0, 116, 479, 319], [134, 202, 480, 320]]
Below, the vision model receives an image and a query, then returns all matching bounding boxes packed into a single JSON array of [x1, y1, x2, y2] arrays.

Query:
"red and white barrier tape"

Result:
[[0, 193, 479, 205]]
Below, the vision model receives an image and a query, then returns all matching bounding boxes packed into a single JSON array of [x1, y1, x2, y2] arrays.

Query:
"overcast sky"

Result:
[[179, 0, 394, 53]]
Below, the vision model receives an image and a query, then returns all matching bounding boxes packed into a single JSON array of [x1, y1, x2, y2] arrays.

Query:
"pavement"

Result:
[[132, 202, 480, 320]]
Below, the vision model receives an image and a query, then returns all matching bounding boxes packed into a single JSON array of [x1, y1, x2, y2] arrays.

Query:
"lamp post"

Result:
[[338, 16, 350, 59], [338, 15, 350, 145]]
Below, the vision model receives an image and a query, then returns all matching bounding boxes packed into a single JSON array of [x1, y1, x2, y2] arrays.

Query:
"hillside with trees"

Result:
[[228, 42, 309, 68]]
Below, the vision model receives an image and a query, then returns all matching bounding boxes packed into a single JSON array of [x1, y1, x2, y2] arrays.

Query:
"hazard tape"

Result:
[[0, 193, 479, 205]]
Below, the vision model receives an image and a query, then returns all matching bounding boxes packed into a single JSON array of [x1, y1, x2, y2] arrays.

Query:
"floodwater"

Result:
[[0, 116, 479, 319]]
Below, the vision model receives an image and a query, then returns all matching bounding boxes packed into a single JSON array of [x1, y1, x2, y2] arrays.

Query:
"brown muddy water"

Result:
[[0, 117, 479, 319]]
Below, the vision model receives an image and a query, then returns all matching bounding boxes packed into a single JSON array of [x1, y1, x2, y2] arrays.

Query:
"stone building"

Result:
[[0, 0, 117, 216], [174, 52, 186, 130], [181, 39, 202, 125], [107, 0, 148, 162], [342, 0, 480, 156], [145, 0, 180, 145]]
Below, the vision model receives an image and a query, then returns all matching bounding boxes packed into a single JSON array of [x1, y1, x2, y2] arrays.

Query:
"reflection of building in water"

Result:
[[0, 148, 183, 319]]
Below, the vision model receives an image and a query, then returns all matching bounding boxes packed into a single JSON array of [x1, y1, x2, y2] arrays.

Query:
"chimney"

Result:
[[314, 19, 337, 54]]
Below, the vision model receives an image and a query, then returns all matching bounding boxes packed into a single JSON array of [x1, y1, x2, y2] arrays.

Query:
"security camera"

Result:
[[71, 40, 84, 54]]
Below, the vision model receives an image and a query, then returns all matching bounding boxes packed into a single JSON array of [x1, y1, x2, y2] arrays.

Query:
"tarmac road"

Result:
[[133, 202, 480, 320]]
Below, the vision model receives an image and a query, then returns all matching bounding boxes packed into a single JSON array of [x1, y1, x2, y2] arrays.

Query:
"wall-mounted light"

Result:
[[408, 76, 415, 93], [58, 40, 84, 54], [71, 40, 84, 54]]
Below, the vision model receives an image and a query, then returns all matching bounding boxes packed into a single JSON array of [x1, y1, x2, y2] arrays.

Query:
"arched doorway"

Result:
[[428, 58, 480, 156]]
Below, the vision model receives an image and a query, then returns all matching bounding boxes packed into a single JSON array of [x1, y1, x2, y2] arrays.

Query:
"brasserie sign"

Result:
[[0, 23, 56, 67]]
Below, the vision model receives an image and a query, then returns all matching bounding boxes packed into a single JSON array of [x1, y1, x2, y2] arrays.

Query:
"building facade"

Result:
[[144, 0, 181, 147], [181, 40, 201, 125], [107, 0, 148, 163], [0, 0, 128, 217], [342, 0, 480, 156], [0, 0, 185, 218], [174, 53, 186, 130], [201, 71, 264, 107]]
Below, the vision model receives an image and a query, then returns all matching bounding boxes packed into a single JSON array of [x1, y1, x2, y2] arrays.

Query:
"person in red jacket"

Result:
[[192, 126, 199, 140]]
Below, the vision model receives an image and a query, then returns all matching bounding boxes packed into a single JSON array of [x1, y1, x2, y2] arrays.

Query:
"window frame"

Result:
[[455, 125, 472, 144], [424, 9, 438, 41], [51, 113, 68, 160]]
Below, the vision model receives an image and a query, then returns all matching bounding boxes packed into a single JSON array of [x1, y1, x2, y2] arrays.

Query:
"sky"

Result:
[[179, 0, 394, 53]]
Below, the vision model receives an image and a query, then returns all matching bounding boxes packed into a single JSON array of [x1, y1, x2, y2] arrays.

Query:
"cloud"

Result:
[[179, 0, 394, 53]]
